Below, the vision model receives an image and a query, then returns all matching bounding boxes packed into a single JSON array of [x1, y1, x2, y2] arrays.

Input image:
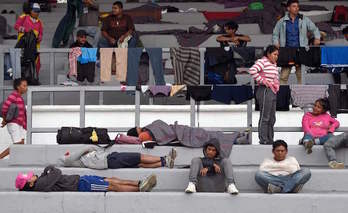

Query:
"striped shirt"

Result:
[[1, 91, 27, 130], [248, 57, 279, 86]]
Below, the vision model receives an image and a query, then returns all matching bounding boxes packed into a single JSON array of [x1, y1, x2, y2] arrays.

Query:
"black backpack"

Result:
[[57, 127, 111, 144]]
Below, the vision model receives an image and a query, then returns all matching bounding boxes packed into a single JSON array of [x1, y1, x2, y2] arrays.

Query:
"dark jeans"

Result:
[[255, 169, 311, 193], [52, 0, 80, 48], [126, 48, 165, 86]]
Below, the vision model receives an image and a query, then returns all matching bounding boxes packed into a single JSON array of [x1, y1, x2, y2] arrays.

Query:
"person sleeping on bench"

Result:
[[58, 146, 176, 169], [16, 166, 157, 192]]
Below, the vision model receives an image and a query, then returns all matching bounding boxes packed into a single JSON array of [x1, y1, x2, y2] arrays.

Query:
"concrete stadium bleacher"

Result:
[[1, 1, 348, 212], [1, 144, 348, 212]]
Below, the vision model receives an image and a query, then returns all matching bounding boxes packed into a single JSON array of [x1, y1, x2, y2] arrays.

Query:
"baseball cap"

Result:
[[15, 172, 34, 190], [31, 3, 41, 13], [76, 29, 87, 37]]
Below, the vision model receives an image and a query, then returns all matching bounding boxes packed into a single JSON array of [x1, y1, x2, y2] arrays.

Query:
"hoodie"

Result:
[[33, 166, 80, 192], [302, 112, 340, 138], [201, 138, 222, 175], [58, 146, 109, 170]]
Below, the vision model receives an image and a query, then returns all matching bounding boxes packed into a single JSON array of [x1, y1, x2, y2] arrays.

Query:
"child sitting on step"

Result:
[[301, 98, 340, 154]]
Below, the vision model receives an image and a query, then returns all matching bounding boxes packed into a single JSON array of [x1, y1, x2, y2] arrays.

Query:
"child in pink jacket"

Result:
[[302, 98, 340, 154]]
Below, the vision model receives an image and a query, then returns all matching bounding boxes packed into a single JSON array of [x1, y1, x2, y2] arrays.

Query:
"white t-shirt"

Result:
[[259, 156, 300, 176]]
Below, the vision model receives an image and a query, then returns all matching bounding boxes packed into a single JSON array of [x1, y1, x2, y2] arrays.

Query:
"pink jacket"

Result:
[[14, 14, 43, 43], [302, 112, 339, 138], [1, 91, 27, 130]]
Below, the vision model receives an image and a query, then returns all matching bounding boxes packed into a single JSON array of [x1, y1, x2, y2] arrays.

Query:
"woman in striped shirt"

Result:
[[0, 78, 28, 159], [248, 45, 279, 144]]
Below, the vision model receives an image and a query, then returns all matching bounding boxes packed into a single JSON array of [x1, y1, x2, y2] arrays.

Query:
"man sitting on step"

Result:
[[184, 138, 239, 195], [16, 165, 156, 192], [255, 140, 311, 193], [323, 133, 348, 169], [58, 146, 176, 169]]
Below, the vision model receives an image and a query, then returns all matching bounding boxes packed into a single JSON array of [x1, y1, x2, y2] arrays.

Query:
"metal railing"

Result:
[[26, 86, 140, 144], [3, 47, 347, 144]]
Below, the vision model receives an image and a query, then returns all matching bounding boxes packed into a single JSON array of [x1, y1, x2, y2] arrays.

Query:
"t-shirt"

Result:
[[259, 156, 300, 176], [101, 14, 134, 41]]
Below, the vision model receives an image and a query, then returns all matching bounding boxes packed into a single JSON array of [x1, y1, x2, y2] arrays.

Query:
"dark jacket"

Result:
[[201, 139, 222, 175], [33, 166, 80, 192], [70, 41, 93, 48]]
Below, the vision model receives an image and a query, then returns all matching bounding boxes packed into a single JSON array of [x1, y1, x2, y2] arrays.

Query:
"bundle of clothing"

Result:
[[68, 47, 97, 83], [142, 120, 239, 158]]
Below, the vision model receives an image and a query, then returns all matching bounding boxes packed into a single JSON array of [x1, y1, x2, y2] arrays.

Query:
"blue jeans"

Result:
[[303, 133, 332, 145], [255, 169, 311, 193], [4, 49, 21, 80], [126, 48, 165, 86], [97, 35, 137, 48]]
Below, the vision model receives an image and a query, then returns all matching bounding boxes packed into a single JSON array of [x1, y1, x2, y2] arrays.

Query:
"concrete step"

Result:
[[0, 166, 347, 192], [8, 145, 348, 167], [0, 191, 348, 213]]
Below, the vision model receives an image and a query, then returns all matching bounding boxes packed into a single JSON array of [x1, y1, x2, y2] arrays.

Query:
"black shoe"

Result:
[[3, 34, 17, 40], [1, 10, 7, 14]]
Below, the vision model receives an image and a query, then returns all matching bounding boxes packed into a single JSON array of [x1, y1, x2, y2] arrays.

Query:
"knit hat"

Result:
[[15, 172, 33, 190], [31, 3, 41, 13]]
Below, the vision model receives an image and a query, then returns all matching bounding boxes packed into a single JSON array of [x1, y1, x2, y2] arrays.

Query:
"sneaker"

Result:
[[227, 183, 239, 195], [304, 140, 314, 154], [165, 148, 177, 168], [185, 182, 196, 193], [267, 184, 282, 194], [292, 184, 304, 193], [139, 174, 157, 192], [328, 161, 345, 169]]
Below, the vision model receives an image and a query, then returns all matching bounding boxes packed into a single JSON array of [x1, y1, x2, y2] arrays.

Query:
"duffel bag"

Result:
[[57, 127, 111, 144]]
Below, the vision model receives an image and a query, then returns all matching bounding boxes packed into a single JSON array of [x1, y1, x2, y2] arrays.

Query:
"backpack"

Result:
[[331, 5, 348, 23], [57, 127, 111, 144]]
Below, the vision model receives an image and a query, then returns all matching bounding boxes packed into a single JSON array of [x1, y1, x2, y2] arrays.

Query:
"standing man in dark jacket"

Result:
[[185, 138, 239, 194], [16, 166, 157, 192]]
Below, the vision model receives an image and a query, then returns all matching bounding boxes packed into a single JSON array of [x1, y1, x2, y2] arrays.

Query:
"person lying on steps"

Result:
[[16, 165, 157, 192], [59, 146, 177, 169]]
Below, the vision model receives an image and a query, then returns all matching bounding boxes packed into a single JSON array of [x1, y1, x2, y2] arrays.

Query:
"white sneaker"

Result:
[[185, 182, 196, 193], [227, 183, 239, 195], [328, 161, 344, 169]]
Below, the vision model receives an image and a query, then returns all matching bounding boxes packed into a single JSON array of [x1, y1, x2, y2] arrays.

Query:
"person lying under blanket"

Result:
[[16, 166, 157, 192], [127, 120, 239, 158], [58, 146, 176, 169]]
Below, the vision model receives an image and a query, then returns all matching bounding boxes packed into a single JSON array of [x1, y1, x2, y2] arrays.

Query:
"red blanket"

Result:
[[203, 11, 242, 21]]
